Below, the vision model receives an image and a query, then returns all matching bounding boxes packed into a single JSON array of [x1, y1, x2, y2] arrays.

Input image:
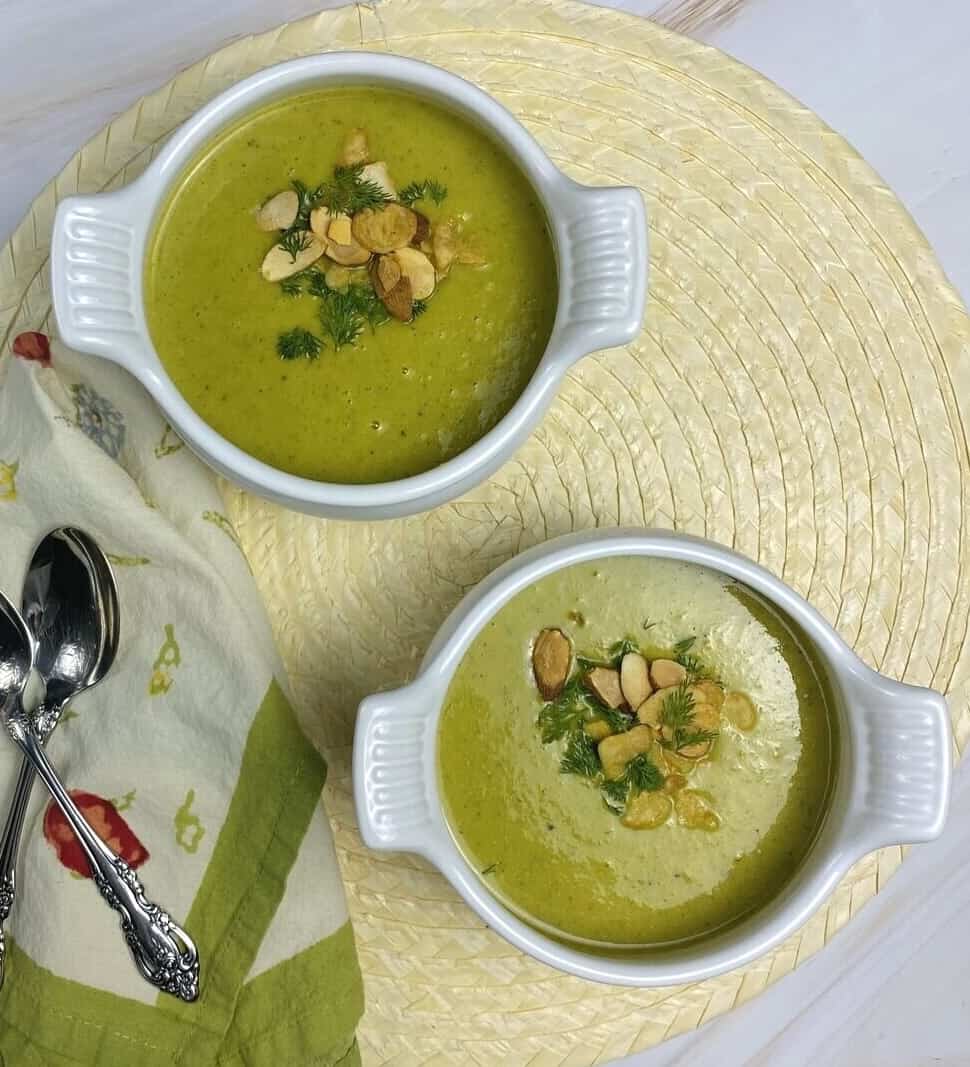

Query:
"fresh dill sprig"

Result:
[[597, 706, 634, 733], [316, 164, 391, 215], [672, 636, 696, 656], [276, 327, 322, 361], [304, 269, 332, 299], [658, 683, 718, 750], [609, 636, 641, 668], [291, 180, 316, 229], [319, 289, 365, 350], [560, 732, 600, 778], [398, 178, 448, 207], [576, 636, 642, 674], [279, 275, 304, 297], [411, 298, 428, 318], [277, 228, 313, 261], [600, 753, 664, 810], [537, 676, 594, 742]]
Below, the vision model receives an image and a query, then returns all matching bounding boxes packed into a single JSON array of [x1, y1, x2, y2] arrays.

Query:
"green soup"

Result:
[[437, 557, 838, 947], [145, 88, 558, 484]]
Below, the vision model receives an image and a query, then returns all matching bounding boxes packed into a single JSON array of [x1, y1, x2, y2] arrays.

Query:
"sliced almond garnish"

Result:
[[256, 190, 299, 232], [326, 238, 371, 267], [309, 206, 331, 241], [328, 213, 353, 246], [620, 652, 652, 710], [352, 203, 417, 253], [338, 128, 370, 167], [675, 790, 720, 831], [260, 234, 325, 281], [383, 277, 413, 322], [370, 256, 413, 320], [376, 255, 402, 293], [650, 659, 687, 689], [598, 725, 654, 781], [584, 667, 625, 709], [621, 791, 672, 830], [412, 211, 431, 245], [359, 161, 397, 200], [584, 720, 612, 742], [531, 628, 572, 700], [392, 247, 436, 300], [723, 691, 758, 731]]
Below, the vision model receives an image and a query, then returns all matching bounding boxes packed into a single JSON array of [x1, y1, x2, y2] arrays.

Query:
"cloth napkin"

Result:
[[0, 334, 363, 1066]]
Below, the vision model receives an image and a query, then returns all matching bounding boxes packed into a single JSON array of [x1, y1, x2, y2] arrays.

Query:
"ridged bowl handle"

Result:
[[51, 186, 152, 372], [354, 683, 439, 855], [555, 180, 648, 357], [844, 667, 951, 853]]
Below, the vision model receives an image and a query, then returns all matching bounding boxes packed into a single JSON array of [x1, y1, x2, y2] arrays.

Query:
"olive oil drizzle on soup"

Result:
[[437, 558, 837, 947], [145, 88, 557, 484]]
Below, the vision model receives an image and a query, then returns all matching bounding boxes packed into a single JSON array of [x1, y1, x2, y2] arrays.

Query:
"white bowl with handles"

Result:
[[50, 52, 647, 520], [354, 528, 951, 986]]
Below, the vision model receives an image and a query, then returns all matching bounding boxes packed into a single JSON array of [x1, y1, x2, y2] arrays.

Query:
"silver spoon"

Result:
[[0, 577, 200, 1001], [0, 528, 120, 987]]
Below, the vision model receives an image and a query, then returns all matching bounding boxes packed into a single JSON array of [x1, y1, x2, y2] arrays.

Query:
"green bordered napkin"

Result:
[[0, 336, 363, 1065]]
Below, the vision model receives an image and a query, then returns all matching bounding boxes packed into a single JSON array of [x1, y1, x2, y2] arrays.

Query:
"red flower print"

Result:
[[43, 791, 149, 877], [12, 332, 52, 368]]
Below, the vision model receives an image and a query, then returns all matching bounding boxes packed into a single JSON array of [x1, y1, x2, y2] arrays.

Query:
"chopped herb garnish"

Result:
[[658, 683, 718, 750], [560, 732, 600, 778], [537, 677, 594, 742], [597, 706, 634, 734], [599, 754, 664, 810], [279, 274, 304, 297], [276, 327, 322, 361], [319, 289, 366, 350], [481, 862, 497, 876], [277, 227, 313, 261], [316, 163, 392, 215], [672, 636, 696, 656], [399, 178, 448, 207], [411, 298, 428, 318]]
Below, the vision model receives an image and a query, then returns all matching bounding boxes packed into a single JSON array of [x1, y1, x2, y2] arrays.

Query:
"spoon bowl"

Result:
[[0, 591, 32, 716]]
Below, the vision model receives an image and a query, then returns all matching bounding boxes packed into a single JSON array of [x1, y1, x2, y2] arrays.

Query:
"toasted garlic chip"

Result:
[[598, 725, 654, 781], [353, 203, 418, 253], [326, 238, 371, 267], [360, 161, 397, 200], [260, 234, 326, 281], [338, 128, 370, 167], [622, 791, 672, 830], [392, 247, 436, 300], [675, 790, 720, 831], [584, 720, 613, 742], [636, 689, 666, 729], [256, 190, 299, 232], [532, 628, 572, 700], [310, 206, 332, 240], [723, 691, 758, 731], [620, 652, 652, 710], [328, 213, 353, 246]]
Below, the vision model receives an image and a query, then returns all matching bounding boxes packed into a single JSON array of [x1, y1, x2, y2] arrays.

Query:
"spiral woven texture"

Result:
[[2, 1, 969, 1061]]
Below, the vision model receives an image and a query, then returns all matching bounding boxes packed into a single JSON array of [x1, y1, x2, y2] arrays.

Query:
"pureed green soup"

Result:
[[437, 556, 838, 947], [145, 88, 558, 483]]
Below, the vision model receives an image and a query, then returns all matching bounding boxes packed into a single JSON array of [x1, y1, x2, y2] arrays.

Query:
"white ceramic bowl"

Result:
[[354, 528, 951, 985], [50, 53, 647, 519]]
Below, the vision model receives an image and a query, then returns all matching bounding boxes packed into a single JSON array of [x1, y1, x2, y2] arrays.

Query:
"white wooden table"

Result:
[[2, 2, 969, 1063]]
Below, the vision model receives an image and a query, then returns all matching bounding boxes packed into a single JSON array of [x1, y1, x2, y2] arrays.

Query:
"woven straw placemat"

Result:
[[3, 0, 970, 1061]]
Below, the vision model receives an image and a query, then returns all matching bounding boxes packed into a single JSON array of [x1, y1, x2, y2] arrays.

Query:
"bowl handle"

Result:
[[555, 179, 649, 357], [354, 683, 439, 855], [51, 186, 152, 373], [844, 667, 952, 853]]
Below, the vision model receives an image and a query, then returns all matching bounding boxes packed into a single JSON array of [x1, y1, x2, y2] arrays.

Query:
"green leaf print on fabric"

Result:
[[149, 623, 182, 696], [0, 459, 19, 501], [175, 789, 206, 854], [154, 422, 185, 458], [203, 510, 243, 551], [110, 790, 136, 812], [107, 553, 151, 566]]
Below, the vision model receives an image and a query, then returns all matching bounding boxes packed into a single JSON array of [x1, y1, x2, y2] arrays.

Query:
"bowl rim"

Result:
[[354, 527, 951, 985], [54, 52, 647, 513]]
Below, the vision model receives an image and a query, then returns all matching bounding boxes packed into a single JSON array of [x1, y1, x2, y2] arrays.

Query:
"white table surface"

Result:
[[2, 1, 969, 1064]]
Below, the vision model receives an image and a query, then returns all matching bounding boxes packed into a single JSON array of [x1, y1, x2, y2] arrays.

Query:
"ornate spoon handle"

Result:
[[0, 704, 62, 988], [16, 728, 200, 1001]]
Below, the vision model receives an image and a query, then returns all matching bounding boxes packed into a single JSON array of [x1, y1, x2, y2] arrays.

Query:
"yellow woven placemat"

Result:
[[3, 0, 970, 1061]]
